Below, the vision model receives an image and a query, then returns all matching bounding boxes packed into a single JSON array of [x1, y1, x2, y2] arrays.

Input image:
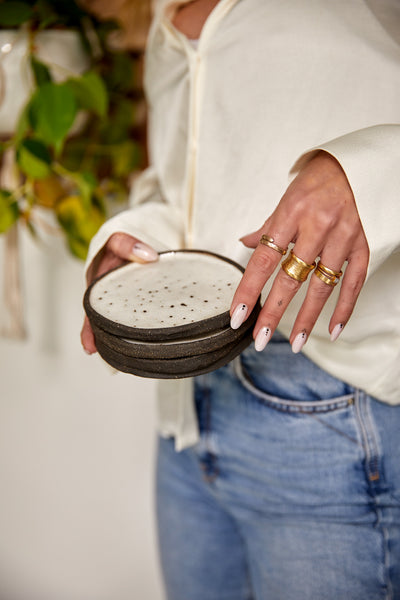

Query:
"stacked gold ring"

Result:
[[314, 262, 343, 286], [259, 234, 287, 256], [281, 251, 316, 282]]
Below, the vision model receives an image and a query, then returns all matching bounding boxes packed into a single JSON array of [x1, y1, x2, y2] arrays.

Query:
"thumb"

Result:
[[107, 233, 159, 264]]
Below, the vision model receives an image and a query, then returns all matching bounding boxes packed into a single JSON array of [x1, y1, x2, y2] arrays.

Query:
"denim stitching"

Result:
[[233, 357, 354, 414], [354, 393, 393, 598], [308, 412, 359, 445], [381, 515, 393, 600], [354, 390, 380, 482], [195, 376, 219, 483]]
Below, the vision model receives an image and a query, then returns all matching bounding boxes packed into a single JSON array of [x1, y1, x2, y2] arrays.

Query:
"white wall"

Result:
[[0, 229, 165, 600]]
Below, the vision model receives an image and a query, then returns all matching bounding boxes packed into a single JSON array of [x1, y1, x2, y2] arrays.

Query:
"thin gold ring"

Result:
[[259, 234, 287, 256], [316, 262, 342, 279], [314, 263, 342, 287], [314, 268, 338, 286], [281, 251, 316, 282]]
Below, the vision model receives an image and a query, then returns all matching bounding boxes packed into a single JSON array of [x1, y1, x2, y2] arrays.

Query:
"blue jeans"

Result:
[[156, 333, 400, 599]]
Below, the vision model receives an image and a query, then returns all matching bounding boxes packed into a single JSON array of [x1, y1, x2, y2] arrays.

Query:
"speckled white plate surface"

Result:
[[84, 250, 246, 341]]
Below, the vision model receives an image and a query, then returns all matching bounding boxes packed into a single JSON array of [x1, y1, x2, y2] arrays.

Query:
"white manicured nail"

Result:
[[255, 326, 272, 352], [292, 332, 307, 354], [131, 242, 158, 262], [330, 323, 344, 342], [230, 304, 248, 329]]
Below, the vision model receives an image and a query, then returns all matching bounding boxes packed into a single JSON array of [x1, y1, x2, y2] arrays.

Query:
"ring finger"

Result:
[[288, 252, 346, 351]]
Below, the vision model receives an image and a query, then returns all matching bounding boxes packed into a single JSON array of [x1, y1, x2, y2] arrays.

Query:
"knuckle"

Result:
[[107, 232, 125, 252], [279, 272, 302, 293], [251, 249, 276, 273], [312, 279, 333, 299], [345, 275, 364, 298], [351, 251, 369, 275], [285, 191, 306, 219], [313, 209, 337, 232], [338, 219, 362, 246], [110, 231, 135, 248]]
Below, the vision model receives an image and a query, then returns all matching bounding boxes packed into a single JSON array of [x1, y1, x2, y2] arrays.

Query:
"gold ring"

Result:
[[281, 251, 316, 282], [314, 262, 343, 287], [317, 262, 342, 279], [259, 234, 287, 256]]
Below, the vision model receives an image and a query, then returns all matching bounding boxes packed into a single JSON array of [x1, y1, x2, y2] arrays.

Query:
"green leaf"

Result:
[[17, 139, 52, 179], [0, 2, 33, 27], [29, 83, 77, 153], [30, 56, 52, 87], [56, 194, 105, 260], [66, 236, 88, 260], [112, 140, 141, 177], [14, 102, 31, 143], [66, 71, 108, 118], [105, 53, 134, 93], [75, 171, 97, 208], [100, 98, 134, 144], [34, 0, 59, 29], [0, 190, 19, 234]]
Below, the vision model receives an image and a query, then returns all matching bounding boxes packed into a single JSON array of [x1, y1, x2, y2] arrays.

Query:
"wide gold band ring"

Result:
[[314, 262, 343, 287], [259, 234, 287, 256], [281, 251, 316, 282]]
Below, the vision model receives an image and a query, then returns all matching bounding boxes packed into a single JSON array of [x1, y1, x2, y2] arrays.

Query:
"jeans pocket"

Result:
[[233, 345, 355, 414]]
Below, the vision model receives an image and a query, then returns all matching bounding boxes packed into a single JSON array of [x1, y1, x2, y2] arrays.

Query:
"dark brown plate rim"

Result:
[[95, 330, 253, 379], [91, 303, 258, 359], [84, 249, 252, 341]]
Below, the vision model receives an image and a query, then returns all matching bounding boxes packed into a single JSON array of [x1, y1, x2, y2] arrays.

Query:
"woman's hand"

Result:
[[230, 151, 369, 352], [81, 233, 158, 354]]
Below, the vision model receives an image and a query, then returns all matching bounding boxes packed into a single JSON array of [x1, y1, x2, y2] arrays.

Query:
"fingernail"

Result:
[[131, 242, 158, 262], [230, 304, 248, 329], [255, 326, 272, 352], [292, 332, 307, 354], [330, 323, 344, 342]]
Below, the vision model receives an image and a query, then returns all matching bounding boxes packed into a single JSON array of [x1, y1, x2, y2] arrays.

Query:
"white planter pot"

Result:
[[0, 30, 90, 137]]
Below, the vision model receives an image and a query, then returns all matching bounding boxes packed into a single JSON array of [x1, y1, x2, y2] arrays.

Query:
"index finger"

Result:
[[230, 234, 288, 324]]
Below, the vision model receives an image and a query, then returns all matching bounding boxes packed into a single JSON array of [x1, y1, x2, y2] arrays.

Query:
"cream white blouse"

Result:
[[86, 0, 400, 450]]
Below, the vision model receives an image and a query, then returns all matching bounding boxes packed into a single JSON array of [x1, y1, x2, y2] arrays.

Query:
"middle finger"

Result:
[[252, 241, 321, 350]]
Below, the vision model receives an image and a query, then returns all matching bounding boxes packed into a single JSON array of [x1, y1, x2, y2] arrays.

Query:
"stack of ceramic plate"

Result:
[[83, 250, 260, 379]]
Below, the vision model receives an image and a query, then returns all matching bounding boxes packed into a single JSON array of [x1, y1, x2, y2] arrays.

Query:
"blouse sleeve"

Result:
[[290, 124, 400, 277]]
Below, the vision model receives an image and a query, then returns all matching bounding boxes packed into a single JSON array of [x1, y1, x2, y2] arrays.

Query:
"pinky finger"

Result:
[[329, 254, 368, 341]]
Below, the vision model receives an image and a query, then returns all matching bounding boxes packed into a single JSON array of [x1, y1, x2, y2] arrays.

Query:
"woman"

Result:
[[82, 1, 400, 597]]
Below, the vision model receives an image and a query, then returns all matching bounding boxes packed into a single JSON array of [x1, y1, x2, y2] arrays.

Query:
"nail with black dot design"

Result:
[[230, 304, 248, 330], [331, 323, 344, 342], [255, 327, 272, 351], [292, 331, 307, 354]]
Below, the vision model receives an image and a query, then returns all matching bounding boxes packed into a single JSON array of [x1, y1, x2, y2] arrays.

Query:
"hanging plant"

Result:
[[0, 0, 147, 260]]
